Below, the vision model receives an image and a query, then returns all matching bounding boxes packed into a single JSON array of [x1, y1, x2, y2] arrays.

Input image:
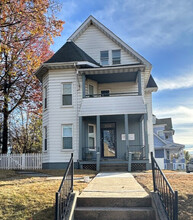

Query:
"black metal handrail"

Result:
[[85, 91, 138, 98], [55, 153, 74, 220], [151, 152, 178, 220]]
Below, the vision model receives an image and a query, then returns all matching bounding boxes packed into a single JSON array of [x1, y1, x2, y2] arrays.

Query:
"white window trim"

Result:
[[88, 124, 96, 151], [43, 126, 48, 152], [61, 124, 73, 151], [88, 84, 94, 95], [112, 49, 121, 65], [61, 82, 73, 107], [100, 50, 109, 66], [43, 85, 48, 111], [157, 130, 164, 136]]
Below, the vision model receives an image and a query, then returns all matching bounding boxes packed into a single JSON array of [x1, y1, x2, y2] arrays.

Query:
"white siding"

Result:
[[79, 96, 146, 116], [46, 69, 81, 163], [144, 92, 154, 160], [98, 82, 138, 94], [42, 73, 49, 163], [74, 25, 139, 66]]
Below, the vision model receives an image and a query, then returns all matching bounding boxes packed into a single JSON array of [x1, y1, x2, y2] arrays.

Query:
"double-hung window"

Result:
[[44, 86, 47, 109], [62, 83, 72, 105], [62, 125, 72, 149], [100, 51, 109, 66], [88, 84, 94, 97], [112, 49, 121, 65], [88, 124, 96, 150], [44, 126, 47, 151]]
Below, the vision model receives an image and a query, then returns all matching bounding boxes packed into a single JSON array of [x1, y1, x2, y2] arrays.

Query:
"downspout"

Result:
[[74, 63, 81, 166]]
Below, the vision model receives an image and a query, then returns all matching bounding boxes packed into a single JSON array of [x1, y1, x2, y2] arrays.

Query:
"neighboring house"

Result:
[[153, 116, 185, 170], [36, 15, 158, 170]]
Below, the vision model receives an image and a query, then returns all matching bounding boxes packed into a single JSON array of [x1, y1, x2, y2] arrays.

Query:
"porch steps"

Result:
[[74, 173, 156, 220], [100, 163, 128, 171], [74, 197, 155, 220]]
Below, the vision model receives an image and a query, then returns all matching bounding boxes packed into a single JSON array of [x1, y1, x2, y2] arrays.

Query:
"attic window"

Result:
[[112, 50, 121, 65], [100, 51, 109, 66]]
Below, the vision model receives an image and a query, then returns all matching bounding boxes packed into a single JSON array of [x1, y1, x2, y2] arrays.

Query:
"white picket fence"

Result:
[[0, 153, 42, 170]]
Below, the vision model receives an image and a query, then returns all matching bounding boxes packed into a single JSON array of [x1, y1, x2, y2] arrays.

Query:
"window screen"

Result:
[[62, 84, 72, 105], [62, 125, 72, 149]]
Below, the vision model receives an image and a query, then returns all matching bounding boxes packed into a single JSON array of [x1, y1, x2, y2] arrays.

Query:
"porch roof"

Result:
[[79, 96, 146, 116]]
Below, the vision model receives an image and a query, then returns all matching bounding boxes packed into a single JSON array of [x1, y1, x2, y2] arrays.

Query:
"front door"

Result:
[[101, 123, 116, 158]]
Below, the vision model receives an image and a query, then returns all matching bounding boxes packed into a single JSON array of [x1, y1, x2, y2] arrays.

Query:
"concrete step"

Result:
[[100, 164, 128, 171], [74, 206, 155, 220], [77, 197, 152, 207]]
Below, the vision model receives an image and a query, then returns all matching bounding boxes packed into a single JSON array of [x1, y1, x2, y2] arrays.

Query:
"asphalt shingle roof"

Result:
[[45, 41, 99, 66], [156, 118, 173, 131], [147, 75, 158, 88]]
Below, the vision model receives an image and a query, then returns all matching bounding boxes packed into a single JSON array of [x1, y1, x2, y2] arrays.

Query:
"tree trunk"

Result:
[[2, 105, 8, 154], [2, 54, 9, 154]]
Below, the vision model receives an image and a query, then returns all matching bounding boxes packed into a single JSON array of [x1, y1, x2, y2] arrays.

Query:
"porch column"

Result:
[[79, 117, 83, 160], [138, 70, 142, 96], [96, 115, 100, 171], [82, 74, 86, 98], [139, 115, 144, 153], [144, 113, 149, 159], [124, 114, 129, 160]]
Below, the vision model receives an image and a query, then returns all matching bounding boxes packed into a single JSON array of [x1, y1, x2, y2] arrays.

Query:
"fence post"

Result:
[[22, 154, 25, 170], [151, 152, 156, 192]]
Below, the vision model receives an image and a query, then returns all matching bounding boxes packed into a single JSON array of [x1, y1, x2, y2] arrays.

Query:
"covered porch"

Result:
[[79, 113, 149, 171]]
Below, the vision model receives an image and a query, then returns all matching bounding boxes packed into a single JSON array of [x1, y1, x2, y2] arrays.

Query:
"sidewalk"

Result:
[[80, 172, 149, 198]]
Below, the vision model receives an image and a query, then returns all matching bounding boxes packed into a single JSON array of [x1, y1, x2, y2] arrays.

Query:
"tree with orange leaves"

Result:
[[0, 0, 64, 153]]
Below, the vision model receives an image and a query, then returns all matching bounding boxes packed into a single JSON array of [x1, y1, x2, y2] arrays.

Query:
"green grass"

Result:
[[0, 169, 97, 220]]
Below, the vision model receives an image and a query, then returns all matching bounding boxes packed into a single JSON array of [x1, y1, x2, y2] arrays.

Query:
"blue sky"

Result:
[[52, 0, 193, 153]]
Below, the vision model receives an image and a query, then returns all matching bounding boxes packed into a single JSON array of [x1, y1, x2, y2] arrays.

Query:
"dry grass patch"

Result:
[[0, 169, 97, 220], [134, 172, 193, 220]]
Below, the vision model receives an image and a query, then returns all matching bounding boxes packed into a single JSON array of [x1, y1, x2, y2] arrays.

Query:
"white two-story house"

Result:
[[36, 15, 158, 171]]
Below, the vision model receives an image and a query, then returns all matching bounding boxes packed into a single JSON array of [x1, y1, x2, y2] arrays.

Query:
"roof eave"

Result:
[[35, 61, 100, 82]]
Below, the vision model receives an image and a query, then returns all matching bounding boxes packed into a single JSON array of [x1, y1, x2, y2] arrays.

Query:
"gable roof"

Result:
[[147, 75, 158, 88], [45, 41, 99, 66], [68, 15, 152, 68], [156, 118, 173, 131]]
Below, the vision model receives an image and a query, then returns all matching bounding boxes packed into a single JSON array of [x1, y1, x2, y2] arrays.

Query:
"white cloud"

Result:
[[93, 0, 193, 49], [154, 106, 193, 145], [155, 67, 193, 91]]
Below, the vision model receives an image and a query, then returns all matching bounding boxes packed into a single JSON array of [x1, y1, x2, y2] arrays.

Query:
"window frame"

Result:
[[88, 124, 96, 151], [62, 124, 73, 150], [88, 84, 94, 97], [112, 49, 121, 65], [44, 86, 48, 110], [62, 83, 73, 106], [157, 130, 164, 137], [44, 126, 47, 151], [100, 50, 109, 66]]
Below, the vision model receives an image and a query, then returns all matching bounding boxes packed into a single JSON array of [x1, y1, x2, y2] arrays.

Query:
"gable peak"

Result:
[[68, 15, 151, 67]]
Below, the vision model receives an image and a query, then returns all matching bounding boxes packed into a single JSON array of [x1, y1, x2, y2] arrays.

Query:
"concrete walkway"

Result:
[[80, 172, 149, 198]]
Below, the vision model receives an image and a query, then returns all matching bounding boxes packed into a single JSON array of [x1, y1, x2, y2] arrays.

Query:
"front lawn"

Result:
[[134, 172, 193, 220], [0, 169, 97, 220]]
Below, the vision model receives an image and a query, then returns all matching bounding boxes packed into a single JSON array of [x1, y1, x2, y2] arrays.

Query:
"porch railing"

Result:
[[55, 153, 74, 220], [129, 145, 146, 160], [82, 147, 97, 161], [151, 152, 178, 220], [85, 91, 138, 98]]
